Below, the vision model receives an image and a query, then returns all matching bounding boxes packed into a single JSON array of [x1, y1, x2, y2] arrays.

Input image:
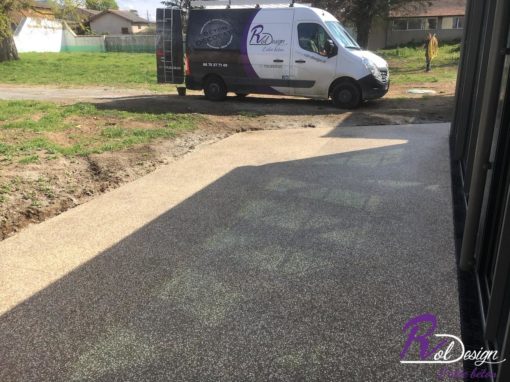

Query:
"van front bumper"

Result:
[[359, 74, 390, 100]]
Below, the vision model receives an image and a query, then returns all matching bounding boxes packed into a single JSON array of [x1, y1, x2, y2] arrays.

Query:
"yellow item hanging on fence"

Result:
[[428, 34, 439, 60]]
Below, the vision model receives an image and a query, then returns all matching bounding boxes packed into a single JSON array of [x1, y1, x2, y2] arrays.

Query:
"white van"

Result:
[[156, 1, 389, 109]]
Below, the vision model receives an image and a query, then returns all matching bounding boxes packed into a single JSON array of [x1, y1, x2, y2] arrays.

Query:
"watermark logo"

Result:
[[400, 313, 505, 380]]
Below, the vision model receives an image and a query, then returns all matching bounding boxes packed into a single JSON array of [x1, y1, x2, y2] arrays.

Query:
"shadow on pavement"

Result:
[[0, 124, 460, 381], [94, 94, 338, 116], [92, 93, 455, 122]]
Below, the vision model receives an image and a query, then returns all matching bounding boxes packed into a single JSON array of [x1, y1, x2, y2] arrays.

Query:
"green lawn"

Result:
[[0, 52, 158, 88], [0, 45, 460, 89], [0, 100, 199, 163], [378, 42, 460, 85]]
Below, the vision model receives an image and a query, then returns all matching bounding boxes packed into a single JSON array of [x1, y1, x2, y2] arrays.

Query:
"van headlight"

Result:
[[362, 58, 383, 83]]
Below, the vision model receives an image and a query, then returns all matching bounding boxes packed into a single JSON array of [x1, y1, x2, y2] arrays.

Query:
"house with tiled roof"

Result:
[[89, 9, 153, 35], [77, 8, 101, 21], [367, 0, 466, 49]]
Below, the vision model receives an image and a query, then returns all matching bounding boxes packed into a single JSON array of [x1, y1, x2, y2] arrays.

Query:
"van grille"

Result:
[[380, 69, 389, 83]]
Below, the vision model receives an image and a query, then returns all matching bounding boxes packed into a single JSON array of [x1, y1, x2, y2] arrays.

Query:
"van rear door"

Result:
[[156, 8, 184, 84]]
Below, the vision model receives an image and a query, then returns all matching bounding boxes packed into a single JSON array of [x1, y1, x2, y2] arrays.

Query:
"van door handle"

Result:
[[295, 60, 306, 63], [273, 59, 284, 63]]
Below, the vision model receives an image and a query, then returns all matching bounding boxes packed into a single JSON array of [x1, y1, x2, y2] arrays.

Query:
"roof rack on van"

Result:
[[189, 0, 309, 9]]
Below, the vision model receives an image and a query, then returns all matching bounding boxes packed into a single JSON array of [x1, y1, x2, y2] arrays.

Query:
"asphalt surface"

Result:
[[0, 123, 460, 381]]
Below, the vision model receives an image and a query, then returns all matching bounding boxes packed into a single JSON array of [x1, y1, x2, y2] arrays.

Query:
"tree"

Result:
[[313, 0, 429, 48], [50, 0, 83, 20], [85, 0, 118, 11], [49, 0, 90, 33], [0, 0, 33, 62], [161, 0, 189, 8]]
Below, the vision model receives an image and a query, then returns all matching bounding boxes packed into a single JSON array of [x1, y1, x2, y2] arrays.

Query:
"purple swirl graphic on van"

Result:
[[241, 14, 283, 95], [240, 11, 259, 78]]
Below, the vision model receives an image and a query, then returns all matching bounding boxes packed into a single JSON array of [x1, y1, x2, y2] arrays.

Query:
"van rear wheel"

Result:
[[332, 82, 361, 109], [204, 77, 227, 101]]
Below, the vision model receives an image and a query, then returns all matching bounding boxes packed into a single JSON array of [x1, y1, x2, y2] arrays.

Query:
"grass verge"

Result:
[[377, 42, 460, 85], [0, 52, 160, 89], [0, 100, 200, 163]]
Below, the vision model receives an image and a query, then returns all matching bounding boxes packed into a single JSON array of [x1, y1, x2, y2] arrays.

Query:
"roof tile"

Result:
[[390, 0, 466, 18]]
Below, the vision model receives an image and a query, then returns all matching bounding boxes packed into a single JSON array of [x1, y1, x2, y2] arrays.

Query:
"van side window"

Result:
[[298, 23, 329, 56]]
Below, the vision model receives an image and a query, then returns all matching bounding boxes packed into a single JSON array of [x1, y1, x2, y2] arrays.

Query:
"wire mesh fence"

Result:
[[104, 35, 156, 53]]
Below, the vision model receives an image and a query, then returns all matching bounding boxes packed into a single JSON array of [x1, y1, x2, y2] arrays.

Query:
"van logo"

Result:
[[249, 25, 273, 45], [197, 19, 233, 49]]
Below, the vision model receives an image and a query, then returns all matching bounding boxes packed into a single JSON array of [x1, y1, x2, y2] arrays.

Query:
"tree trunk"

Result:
[[355, 17, 373, 49], [0, 35, 19, 62]]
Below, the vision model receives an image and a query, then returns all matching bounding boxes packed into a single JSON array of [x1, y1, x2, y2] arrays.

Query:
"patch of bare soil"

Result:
[[0, 87, 454, 240]]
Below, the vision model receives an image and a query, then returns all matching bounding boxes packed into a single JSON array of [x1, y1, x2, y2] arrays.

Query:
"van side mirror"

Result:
[[325, 39, 337, 58]]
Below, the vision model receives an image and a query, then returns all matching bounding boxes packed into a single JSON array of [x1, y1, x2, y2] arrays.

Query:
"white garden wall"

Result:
[[13, 17, 64, 53]]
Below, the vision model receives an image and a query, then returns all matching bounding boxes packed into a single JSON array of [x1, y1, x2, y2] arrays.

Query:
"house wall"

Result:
[[387, 28, 462, 47], [366, 16, 463, 50], [90, 14, 135, 35], [13, 17, 64, 53], [131, 24, 150, 34]]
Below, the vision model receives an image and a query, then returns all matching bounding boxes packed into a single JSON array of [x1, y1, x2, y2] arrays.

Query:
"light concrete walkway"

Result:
[[0, 124, 460, 381]]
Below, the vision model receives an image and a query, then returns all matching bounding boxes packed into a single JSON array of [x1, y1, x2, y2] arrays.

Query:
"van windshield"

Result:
[[325, 21, 361, 50]]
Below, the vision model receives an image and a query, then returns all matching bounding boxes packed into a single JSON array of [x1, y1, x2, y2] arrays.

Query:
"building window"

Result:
[[392, 18, 438, 31], [427, 18, 437, 30], [138, 25, 142, 30], [442, 16, 464, 29], [392, 19, 408, 31], [407, 18, 423, 30], [298, 23, 331, 56], [121, 27, 129, 35]]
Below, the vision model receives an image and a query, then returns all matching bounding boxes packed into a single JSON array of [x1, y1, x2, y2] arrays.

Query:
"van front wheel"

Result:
[[332, 82, 361, 109], [204, 77, 227, 101]]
